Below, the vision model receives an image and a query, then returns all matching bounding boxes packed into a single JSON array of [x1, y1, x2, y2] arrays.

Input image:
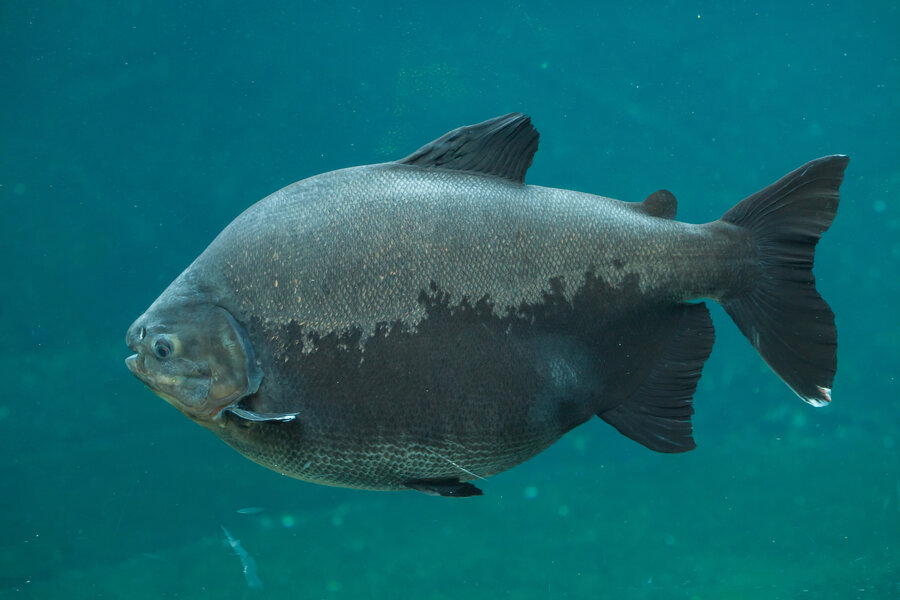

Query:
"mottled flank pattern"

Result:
[[203, 164, 746, 341]]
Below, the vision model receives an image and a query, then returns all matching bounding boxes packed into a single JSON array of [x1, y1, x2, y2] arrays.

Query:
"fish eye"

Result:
[[153, 336, 173, 359]]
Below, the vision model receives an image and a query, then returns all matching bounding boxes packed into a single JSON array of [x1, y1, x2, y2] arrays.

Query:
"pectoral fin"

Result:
[[225, 407, 299, 422]]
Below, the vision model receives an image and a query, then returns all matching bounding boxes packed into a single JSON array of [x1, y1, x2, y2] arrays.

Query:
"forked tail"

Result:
[[720, 155, 849, 406]]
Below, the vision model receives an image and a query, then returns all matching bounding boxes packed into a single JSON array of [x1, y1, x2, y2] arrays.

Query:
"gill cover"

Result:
[[126, 305, 262, 421]]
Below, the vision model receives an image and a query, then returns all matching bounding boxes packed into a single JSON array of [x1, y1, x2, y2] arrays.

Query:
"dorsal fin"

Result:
[[396, 113, 539, 183], [640, 190, 678, 219]]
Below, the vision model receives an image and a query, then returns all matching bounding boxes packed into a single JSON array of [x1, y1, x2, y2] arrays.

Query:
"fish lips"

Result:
[[124, 353, 163, 394], [125, 352, 177, 405], [125, 353, 145, 379], [124, 350, 164, 387]]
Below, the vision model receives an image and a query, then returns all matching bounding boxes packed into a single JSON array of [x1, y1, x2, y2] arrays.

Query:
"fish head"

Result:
[[125, 301, 262, 424]]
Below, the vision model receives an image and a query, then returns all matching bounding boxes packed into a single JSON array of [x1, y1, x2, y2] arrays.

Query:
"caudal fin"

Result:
[[721, 155, 849, 406]]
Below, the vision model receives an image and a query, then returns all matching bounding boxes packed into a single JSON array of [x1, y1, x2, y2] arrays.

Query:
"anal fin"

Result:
[[599, 302, 715, 453], [407, 478, 484, 497]]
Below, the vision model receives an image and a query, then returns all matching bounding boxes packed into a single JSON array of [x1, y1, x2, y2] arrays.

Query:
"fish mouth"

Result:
[[124, 353, 183, 409], [124, 352, 214, 415], [125, 354, 144, 378], [125, 353, 157, 394]]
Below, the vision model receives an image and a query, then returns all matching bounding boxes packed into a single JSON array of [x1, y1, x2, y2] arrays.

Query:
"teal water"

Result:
[[2, 2, 898, 598]]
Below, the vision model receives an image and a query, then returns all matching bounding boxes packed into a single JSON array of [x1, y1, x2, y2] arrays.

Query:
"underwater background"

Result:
[[2, 1, 898, 598]]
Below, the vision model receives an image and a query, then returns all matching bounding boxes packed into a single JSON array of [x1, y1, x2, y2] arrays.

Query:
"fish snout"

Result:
[[126, 319, 149, 353], [125, 319, 150, 376]]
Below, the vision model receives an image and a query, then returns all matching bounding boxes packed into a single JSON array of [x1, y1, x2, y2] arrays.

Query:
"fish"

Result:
[[221, 526, 263, 589], [236, 506, 266, 515], [125, 113, 848, 497]]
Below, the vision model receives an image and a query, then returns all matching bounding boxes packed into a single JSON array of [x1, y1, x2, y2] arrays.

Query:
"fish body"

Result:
[[126, 114, 848, 496], [221, 526, 262, 589]]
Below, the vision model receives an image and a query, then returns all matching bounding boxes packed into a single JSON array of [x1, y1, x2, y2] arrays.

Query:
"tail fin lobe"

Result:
[[721, 155, 849, 406]]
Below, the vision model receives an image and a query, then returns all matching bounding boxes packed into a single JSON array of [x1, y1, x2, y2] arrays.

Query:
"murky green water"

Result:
[[2, 2, 898, 598]]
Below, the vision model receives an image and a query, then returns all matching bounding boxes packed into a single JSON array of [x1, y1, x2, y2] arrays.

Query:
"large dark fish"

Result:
[[125, 114, 848, 497]]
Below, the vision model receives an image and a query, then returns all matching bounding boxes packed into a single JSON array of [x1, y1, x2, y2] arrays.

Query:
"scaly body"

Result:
[[126, 114, 847, 496]]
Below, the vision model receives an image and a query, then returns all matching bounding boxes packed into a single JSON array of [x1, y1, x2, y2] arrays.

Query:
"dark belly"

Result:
[[222, 272, 674, 490]]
